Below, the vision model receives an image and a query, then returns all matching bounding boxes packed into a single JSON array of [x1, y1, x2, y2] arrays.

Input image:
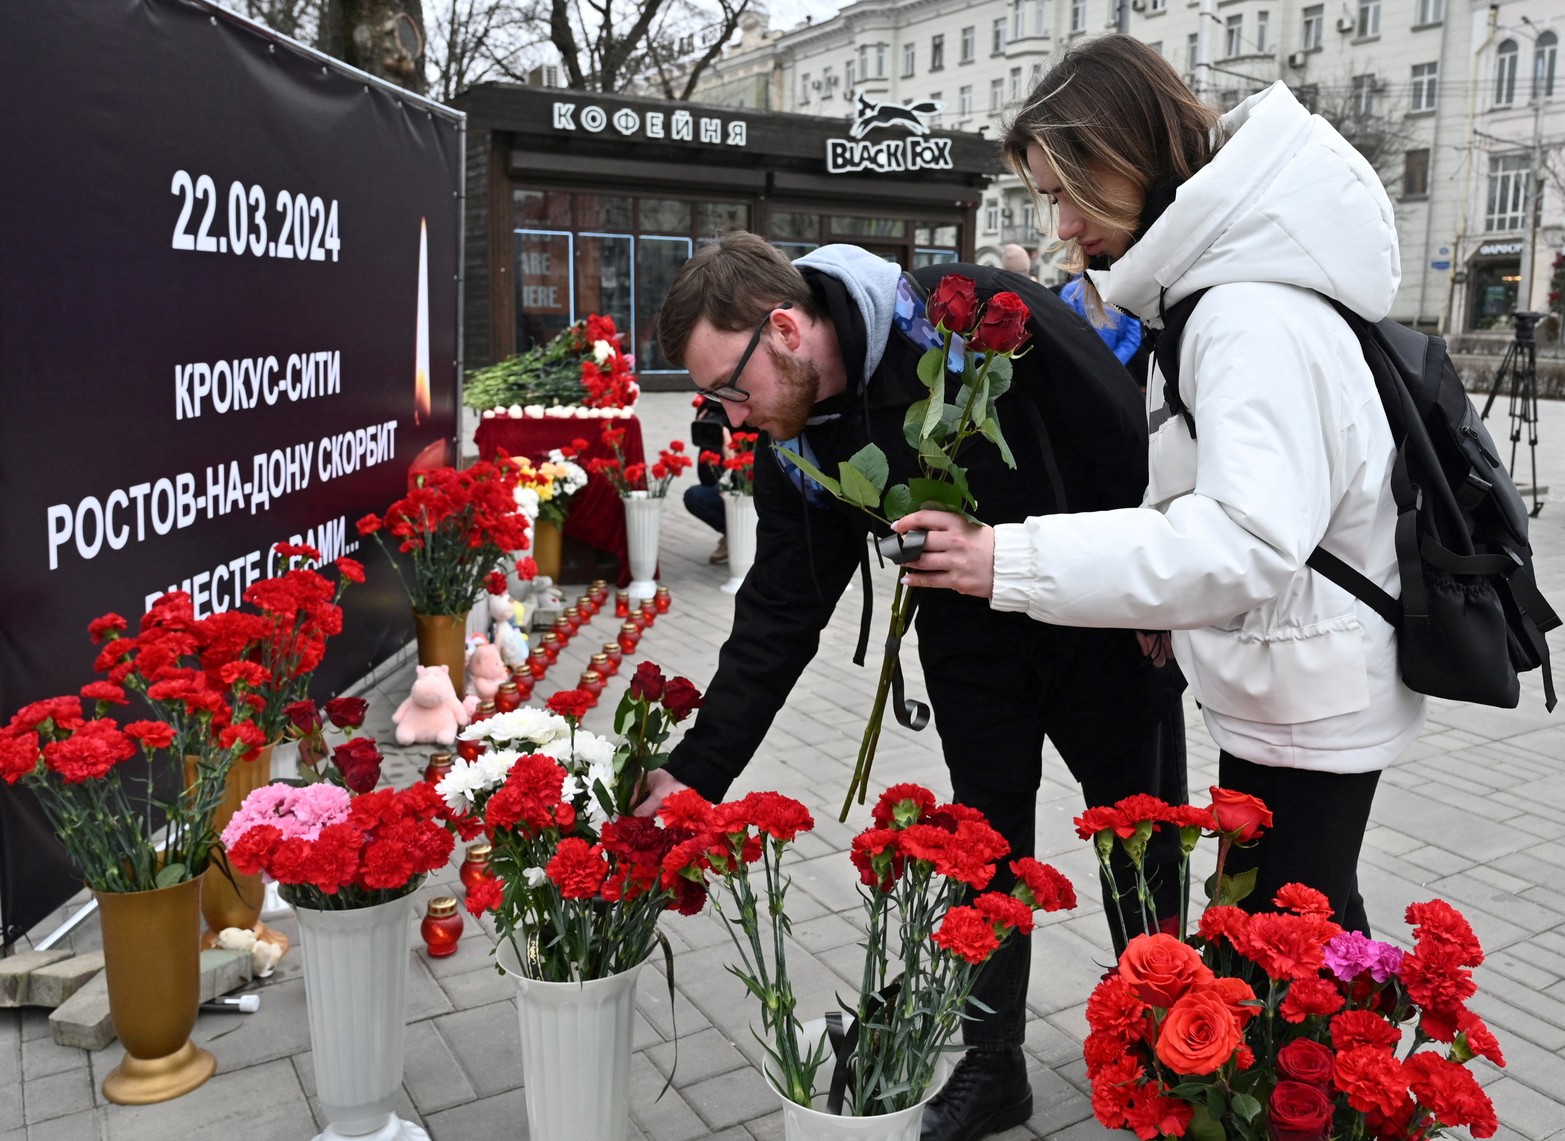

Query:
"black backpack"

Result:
[[1155, 288, 1559, 712]]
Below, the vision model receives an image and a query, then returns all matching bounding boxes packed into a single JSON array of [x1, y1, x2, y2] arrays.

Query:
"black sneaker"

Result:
[[920, 1047, 1032, 1141]]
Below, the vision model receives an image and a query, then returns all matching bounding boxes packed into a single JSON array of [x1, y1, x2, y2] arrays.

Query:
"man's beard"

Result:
[[762, 343, 822, 440]]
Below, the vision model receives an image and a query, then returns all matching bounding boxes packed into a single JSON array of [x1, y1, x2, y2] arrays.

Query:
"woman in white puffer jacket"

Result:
[[896, 35, 1425, 935]]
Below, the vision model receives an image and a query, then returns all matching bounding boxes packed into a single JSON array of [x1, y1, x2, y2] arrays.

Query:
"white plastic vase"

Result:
[[622, 492, 662, 600], [294, 896, 429, 1141], [764, 1019, 954, 1141], [495, 938, 643, 1141], [721, 493, 758, 595]]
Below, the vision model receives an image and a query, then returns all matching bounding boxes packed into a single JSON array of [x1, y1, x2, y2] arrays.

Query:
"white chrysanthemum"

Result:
[[592, 339, 614, 364], [436, 759, 493, 815], [579, 759, 618, 827], [513, 486, 540, 520], [475, 747, 522, 788], [570, 731, 616, 771], [469, 707, 569, 748]]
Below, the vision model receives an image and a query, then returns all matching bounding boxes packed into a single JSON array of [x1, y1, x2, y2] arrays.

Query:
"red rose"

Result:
[[967, 292, 1032, 354], [660, 676, 704, 722], [1268, 1079, 1334, 1140], [546, 689, 594, 722], [332, 737, 383, 793], [1208, 786, 1273, 842], [927, 274, 982, 335], [1118, 933, 1214, 1008], [1154, 988, 1242, 1075], [324, 696, 369, 730], [284, 699, 321, 734], [1276, 1038, 1336, 1085], [628, 661, 665, 702]]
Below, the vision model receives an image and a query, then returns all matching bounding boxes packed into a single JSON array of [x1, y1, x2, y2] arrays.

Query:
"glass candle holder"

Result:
[[421, 897, 464, 958], [579, 669, 605, 706], [550, 618, 572, 647], [602, 643, 624, 675], [576, 594, 597, 619], [640, 601, 658, 627], [424, 752, 454, 785], [454, 736, 484, 762], [459, 843, 493, 894], [618, 622, 641, 653], [473, 700, 496, 723], [564, 606, 583, 631], [654, 585, 672, 614], [541, 632, 562, 664], [494, 681, 522, 713], [614, 591, 630, 618], [527, 647, 550, 680]]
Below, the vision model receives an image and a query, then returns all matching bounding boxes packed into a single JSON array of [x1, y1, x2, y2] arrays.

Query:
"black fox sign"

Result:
[[849, 92, 942, 138]]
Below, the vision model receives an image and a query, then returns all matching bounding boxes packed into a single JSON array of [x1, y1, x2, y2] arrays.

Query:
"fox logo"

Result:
[[849, 92, 942, 138]]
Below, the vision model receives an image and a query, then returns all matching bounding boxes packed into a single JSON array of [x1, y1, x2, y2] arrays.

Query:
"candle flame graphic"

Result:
[[414, 218, 431, 425]]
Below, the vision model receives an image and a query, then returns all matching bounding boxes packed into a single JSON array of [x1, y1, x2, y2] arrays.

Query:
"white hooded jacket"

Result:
[[990, 82, 1426, 773]]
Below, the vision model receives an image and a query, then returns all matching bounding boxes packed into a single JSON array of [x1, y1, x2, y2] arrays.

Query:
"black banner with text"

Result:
[[0, 0, 462, 942]]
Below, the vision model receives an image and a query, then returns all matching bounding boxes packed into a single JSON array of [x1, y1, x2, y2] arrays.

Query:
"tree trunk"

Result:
[[319, 0, 428, 94]]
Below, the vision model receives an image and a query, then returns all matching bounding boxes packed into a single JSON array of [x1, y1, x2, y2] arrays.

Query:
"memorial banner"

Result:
[[0, 0, 463, 943]]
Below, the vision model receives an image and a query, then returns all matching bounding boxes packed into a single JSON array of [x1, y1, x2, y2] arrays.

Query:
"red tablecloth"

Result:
[[474, 415, 645, 585]]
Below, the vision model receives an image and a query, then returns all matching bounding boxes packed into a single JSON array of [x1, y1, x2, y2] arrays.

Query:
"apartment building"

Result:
[[691, 0, 1563, 336]]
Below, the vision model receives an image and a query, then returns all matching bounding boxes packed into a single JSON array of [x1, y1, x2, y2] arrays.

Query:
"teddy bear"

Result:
[[392, 665, 470, 746], [488, 592, 529, 668], [466, 638, 509, 704]]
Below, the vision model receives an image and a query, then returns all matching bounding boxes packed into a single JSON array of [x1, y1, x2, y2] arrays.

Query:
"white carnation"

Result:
[[477, 707, 570, 750], [592, 339, 614, 363], [436, 758, 493, 815]]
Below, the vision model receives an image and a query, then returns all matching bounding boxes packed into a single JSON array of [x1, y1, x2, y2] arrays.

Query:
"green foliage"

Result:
[[464, 331, 587, 411]]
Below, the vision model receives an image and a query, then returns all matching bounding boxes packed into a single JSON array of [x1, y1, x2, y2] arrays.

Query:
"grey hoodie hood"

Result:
[[794, 244, 904, 380], [1090, 82, 1401, 323]]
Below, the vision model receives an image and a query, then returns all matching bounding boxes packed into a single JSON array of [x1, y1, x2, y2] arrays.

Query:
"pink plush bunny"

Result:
[[392, 665, 471, 746]]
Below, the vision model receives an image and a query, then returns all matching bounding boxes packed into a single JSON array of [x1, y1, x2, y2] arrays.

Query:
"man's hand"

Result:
[[632, 767, 693, 817], [892, 511, 997, 598]]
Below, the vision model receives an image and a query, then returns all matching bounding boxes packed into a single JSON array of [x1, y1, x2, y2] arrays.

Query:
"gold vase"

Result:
[[414, 611, 467, 695], [96, 877, 217, 1104], [186, 743, 289, 953], [533, 518, 563, 582]]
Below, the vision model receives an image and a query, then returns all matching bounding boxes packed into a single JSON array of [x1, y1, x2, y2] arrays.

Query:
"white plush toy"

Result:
[[488, 592, 529, 668], [392, 665, 470, 746], [216, 926, 283, 977]]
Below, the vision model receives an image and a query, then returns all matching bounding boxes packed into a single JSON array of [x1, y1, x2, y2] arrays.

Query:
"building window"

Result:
[[1034, 0, 1047, 35], [1411, 62, 1438, 111], [1014, 0, 1026, 39], [931, 33, 944, 70], [845, 61, 856, 89], [960, 25, 975, 62], [1256, 11, 1268, 52], [959, 85, 974, 116], [821, 66, 835, 99], [902, 42, 916, 77], [1295, 83, 1319, 112], [1151, 0, 1167, 9], [800, 72, 811, 104], [1187, 32, 1198, 71], [1351, 73, 1376, 118], [1416, 0, 1442, 24], [928, 94, 942, 125], [1224, 14, 1242, 57], [1030, 62, 1043, 89], [1302, 5, 1323, 50], [859, 44, 869, 79], [1403, 148, 1429, 197], [1535, 31, 1557, 99], [1010, 66, 1023, 98], [993, 17, 1007, 54], [1071, 0, 1086, 34], [1485, 154, 1529, 231], [1495, 39, 1518, 105], [985, 200, 1000, 231], [1356, 0, 1379, 37], [876, 43, 887, 77], [989, 77, 1005, 111]]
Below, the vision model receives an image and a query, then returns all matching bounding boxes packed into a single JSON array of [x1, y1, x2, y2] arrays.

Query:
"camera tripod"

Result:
[[1481, 310, 1546, 517]]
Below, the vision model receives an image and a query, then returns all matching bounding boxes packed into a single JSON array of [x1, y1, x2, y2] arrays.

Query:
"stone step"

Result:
[[47, 947, 255, 1051], [27, 950, 105, 1007], [0, 949, 74, 1007]]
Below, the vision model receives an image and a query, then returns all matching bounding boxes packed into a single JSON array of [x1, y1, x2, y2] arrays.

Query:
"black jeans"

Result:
[[919, 608, 1187, 1050], [1216, 751, 1381, 936]]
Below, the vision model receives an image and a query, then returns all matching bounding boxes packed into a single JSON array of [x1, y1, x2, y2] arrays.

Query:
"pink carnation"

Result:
[[1324, 930, 1404, 983], [223, 782, 353, 848]]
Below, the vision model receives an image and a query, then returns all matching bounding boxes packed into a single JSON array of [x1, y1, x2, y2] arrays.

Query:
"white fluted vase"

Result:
[[721, 493, 758, 594], [293, 894, 429, 1141], [764, 1020, 953, 1141], [622, 492, 662, 600], [495, 938, 643, 1141]]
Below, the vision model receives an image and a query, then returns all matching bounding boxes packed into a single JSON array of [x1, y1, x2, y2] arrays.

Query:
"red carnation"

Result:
[[485, 571, 508, 595], [465, 875, 506, 917], [547, 837, 609, 899], [0, 732, 41, 784], [872, 783, 937, 828], [1331, 1008, 1404, 1053], [87, 613, 128, 643], [124, 721, 176, 750], [733, 790, 814, 842], [1279, 975, 1346, 1023], [546, 689, 594, 722], [976, 891, 1035, 935], [79, 681, 127, 706], [41, 720, 136, 783], [1010, 857, 1077, 912], [932, 905, 1001, 964], [1333, 1046, 1408, 1118]]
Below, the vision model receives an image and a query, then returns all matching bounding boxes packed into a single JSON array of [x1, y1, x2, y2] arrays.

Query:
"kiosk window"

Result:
[[515, 189, 571, 228], [832, 215, 908, 238], [578, 194, 632, 229], [770, 211, 820, 241], [640, 198, 692, 231], [636, 236, 693, 371], [697, 202, 750, 233]]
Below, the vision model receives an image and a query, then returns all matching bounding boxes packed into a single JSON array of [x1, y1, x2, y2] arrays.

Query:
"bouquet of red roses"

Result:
[[222, 779, 455, 910], [588, 424, 694, 498], [1078, 789, 1502, 1141], [356, 454, 532, 617], [661, 782, 1076, 1117], [439, 663, 710, 980], [0, 591, 273, 892]]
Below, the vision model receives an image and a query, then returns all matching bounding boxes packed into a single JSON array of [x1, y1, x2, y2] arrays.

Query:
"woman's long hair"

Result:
[[1004, 36, 1223, 297]]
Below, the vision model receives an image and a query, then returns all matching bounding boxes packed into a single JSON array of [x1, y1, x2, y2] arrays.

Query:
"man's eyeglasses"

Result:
[[695, 303, 792, 403]]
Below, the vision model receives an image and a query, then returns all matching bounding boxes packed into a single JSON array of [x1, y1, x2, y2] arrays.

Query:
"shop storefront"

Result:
[[455, 84, 997, 383], [1464, 240, 1527, 332]]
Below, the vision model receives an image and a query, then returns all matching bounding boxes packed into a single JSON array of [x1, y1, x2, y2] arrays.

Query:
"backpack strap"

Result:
[[1153, 286, 1210, 439], [1306, 547, 1401, 628]]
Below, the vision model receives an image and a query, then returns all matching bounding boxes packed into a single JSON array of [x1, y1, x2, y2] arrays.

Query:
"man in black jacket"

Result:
[[645, 232, 1184, 1141]]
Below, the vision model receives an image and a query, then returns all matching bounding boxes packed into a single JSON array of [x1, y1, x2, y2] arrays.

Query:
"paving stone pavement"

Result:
[[7, 391, 1565, 1140]]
